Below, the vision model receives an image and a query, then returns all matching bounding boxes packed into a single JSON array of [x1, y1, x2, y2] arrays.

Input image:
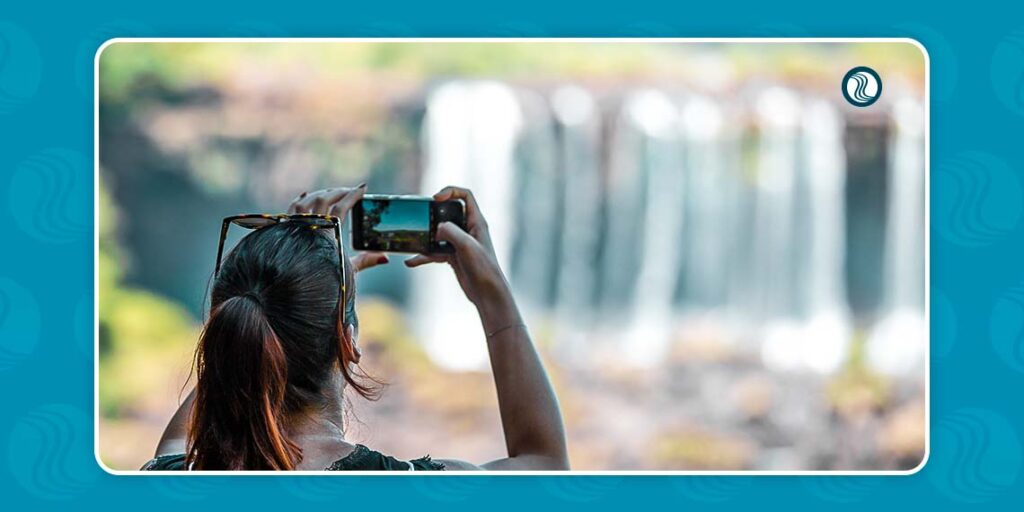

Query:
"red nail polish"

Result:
[[299, 191, 307, 198], [378, 255, 389, 264]]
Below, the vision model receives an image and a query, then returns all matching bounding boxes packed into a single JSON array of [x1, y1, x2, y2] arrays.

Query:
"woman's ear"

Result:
[[344, 323, 361, 364]]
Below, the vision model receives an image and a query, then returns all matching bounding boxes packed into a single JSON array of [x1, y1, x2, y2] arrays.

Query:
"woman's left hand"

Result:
[[287, 184, 389, 273]]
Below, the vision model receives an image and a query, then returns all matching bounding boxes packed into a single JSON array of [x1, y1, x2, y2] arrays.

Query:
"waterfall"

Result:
[[616, 90, 687, 366], [413, 81, 523, 370], [550, 86, 602, 355], [866, 97, 927, 378], [759, 91, 852, 375], [508, 89, 559, 316], [679, 95, 727, 311], [797, 98, 851, 374], [756, 87, 804, 372], [409, 80, 919, 377]]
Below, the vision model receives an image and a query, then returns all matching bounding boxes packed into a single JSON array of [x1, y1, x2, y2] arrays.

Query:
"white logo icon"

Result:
[[842, 66, 882, 107]]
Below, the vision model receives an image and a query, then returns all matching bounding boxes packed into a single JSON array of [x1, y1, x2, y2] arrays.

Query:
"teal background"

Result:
[[1, 0, 1022, 507]]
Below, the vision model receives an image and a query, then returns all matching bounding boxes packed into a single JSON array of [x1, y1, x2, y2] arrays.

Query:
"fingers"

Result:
[[327, 184, 367, 218], [289, 189, 322, 214], [288, 184, 367, 217], [404, 254, 447, 268], [351, 252, 389, 272], [436, 221, 477, 251], [433, 186, 485, 229], [287, 191, 309, 214], [404, 223, 475, 268]]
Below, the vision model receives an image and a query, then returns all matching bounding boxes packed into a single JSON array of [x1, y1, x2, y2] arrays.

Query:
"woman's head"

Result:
[[186, 221, 375, 470]]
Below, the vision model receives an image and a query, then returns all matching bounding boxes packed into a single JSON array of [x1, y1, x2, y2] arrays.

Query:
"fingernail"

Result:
[[357, 182, 367, 189], [299, 191, 307, 198], [378, 255, 389, 264]]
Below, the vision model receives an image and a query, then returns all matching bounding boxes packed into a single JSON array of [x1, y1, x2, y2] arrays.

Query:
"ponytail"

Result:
[[186, 293, 301, 470]]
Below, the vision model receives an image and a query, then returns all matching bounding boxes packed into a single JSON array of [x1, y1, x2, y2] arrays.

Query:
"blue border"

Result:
[[2, 0, 1023, 507]]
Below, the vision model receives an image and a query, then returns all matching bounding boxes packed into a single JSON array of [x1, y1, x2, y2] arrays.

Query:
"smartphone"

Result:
[[351, 194, 466, 254]]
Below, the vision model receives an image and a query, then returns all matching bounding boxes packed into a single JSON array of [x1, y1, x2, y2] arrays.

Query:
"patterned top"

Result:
[[141, 444, 445, 471]]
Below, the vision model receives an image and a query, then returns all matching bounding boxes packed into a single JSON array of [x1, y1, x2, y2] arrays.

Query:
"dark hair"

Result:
[[186, 221, 377, 470]]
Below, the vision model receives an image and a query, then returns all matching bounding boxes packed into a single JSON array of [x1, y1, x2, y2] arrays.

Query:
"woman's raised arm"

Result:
[[406, 186, 569, 470]]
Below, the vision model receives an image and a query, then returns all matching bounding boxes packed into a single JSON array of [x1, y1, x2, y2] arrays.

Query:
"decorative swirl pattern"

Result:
[[801, 476, 882, 503], [0, 277, 41, 372], [410, 474, 487, 502], [671, 476, 752, 502], [280, 475, 362, 502], [0, 21, 42, 114], [75, 21, 152, 98], [991, 28, 1024, 116], [8, 147, 91, 244], [934, 151, 1022, 247], [989, 284, 1024, 373], [892, 24, 957, 102], [540, 476, 622, 502], [928, 408, 1021, 502], [7, 404, 98, 499], [148, 476, 220, 502]]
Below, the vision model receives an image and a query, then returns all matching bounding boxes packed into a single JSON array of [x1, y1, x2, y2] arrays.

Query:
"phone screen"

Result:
[[353, 195, 464, 254], [357, 197, 430, 252]]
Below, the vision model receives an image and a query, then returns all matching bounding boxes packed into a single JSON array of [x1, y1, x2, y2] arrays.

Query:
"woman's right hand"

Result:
[[405, 187, 516, 326]]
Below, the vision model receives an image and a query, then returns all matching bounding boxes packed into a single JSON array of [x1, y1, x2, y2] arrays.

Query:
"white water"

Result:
[[414, 81, 522, 370], [866, 97, 927, 377], [550, 86, 602, 356], [412, 79, 919, 377]]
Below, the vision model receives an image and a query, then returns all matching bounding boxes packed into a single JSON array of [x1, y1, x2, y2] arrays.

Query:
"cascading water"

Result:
[[617, 90, 687, 366], [796, 98, 852, 374], [414, 81, 523, 370], [409, 80, 917, 379], [679, 95, 727, 311], [866, 96, 927, 378], [755, 87, 804, 372], [550, 86, 602, 356], [508, 89, 559, 318]]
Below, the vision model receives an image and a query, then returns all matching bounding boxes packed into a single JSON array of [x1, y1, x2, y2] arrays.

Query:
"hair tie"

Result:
[[240, 291, 263, 307]]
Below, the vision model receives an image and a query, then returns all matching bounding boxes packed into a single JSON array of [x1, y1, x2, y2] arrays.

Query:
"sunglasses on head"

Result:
[[215, 213, 348, 322]]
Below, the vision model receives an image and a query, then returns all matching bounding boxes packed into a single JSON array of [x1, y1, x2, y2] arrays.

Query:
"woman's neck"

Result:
[[289, 408, 346, 440], [287, 407, 355, 470], [285, 378, 353, 469]]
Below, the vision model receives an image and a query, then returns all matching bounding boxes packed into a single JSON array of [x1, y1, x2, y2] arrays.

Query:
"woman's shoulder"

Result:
[[139, 445, 445, 471]]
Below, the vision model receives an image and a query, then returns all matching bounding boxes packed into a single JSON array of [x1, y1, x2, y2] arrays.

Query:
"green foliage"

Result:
[[98, 174, 197, 418], [99, 42, 925, 105]]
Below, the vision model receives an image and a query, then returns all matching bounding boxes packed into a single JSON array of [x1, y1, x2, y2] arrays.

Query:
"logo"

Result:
[[842, 66, 882, 107]]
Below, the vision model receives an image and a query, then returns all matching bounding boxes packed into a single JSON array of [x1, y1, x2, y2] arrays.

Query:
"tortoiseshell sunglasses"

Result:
[[215, 213, 347, 320]]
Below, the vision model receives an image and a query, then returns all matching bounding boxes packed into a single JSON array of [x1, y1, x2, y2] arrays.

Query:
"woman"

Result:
[[142, 185, 569, 471]]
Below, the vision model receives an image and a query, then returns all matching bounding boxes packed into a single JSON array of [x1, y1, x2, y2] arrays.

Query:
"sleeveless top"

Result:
[[141, 444, 445, 471]]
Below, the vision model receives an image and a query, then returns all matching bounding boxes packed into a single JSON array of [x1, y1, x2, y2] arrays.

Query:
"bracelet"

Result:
[[486, 322, 526, 339]]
